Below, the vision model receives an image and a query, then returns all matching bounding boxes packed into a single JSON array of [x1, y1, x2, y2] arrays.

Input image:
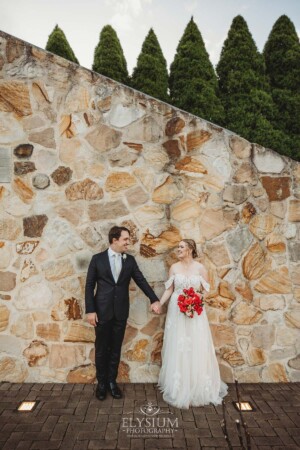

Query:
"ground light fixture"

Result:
[[17, 401, 38, 412], [233, 401, 255, 412]]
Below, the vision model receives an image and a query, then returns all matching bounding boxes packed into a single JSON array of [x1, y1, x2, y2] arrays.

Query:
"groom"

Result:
[[85, 225, 161, 400]]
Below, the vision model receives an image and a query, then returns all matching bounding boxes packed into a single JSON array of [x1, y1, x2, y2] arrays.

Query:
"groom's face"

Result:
[[113, 230, 130, 253]]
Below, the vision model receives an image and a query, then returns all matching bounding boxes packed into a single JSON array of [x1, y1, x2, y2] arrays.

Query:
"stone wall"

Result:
[[0, 31, 299, 384]]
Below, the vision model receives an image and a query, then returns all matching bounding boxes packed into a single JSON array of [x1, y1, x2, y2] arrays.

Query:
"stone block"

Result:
[[0, 304, 10, 331], [0, 356, 28, 381], [23, 340, 49, 367], [49, 344, 85, 368]]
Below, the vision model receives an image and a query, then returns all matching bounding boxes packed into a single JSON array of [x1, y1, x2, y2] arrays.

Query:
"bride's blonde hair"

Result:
[[182, 239, 198, 258]]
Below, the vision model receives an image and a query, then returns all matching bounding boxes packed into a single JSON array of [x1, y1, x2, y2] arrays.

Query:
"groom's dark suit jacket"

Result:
[[85, 250, 158, 321]]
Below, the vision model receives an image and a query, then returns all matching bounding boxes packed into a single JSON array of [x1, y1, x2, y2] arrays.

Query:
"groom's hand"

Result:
[[87, 312, 98, 326], [151, 301, 161, 314]]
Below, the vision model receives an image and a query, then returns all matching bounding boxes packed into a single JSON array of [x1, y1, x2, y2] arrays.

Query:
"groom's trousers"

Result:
[[94, 317, 127, 384]]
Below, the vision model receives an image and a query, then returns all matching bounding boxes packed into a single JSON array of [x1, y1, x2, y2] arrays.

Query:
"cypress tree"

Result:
[[93, 25, 129, 85], [45, 25, 79, 64], [263, 15, 300, 160], [216, 15, 291, 155], [169, 17, 224, 124], [131, 28, 168, 102]]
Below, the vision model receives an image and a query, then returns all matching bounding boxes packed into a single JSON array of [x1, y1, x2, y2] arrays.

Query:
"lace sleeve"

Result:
[[200, 276, 210, 292], [165, 275, 175, 290]]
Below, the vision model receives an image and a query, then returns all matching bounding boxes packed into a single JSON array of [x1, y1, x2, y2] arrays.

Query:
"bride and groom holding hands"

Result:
[[85, 225, 227, 409]]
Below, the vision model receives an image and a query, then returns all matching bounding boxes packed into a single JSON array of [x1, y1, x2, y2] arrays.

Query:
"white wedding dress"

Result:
[[158, 274, 228, 409]]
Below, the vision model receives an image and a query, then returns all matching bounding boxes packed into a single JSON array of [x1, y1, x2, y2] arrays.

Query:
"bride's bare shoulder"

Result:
[[195, 262, 208, 277], [194, 261, 203, 268], [170, 262, 180, 273]]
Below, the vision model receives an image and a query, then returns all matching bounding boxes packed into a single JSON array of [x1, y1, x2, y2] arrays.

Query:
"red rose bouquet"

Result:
[[177, 287, 204, 318]]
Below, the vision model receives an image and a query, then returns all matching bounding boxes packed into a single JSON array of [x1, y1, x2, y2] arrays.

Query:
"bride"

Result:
[[157, 239, 228, 409]]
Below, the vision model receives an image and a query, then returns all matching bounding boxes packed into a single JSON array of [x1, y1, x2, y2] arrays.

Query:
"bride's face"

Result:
[[177, 241, 191, 259]]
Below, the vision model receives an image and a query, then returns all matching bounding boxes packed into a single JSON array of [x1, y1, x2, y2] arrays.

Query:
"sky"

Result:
[[0, 0, 299, 74]]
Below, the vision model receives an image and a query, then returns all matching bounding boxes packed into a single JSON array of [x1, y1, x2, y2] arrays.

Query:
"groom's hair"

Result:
[[108, 226, 130, 244]]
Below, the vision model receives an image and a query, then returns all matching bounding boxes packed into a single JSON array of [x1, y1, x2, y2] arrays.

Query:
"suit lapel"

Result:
[[117, 254, 127, 281], [104, 249, 115, 283]]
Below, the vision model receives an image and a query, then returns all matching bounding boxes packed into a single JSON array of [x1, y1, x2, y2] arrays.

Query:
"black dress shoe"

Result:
[[96, 382, 107, 401], [108, 382, 122, 399]]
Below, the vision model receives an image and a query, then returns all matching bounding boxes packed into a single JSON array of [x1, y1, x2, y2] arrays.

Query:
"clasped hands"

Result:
[[150, 300, 162, 315]]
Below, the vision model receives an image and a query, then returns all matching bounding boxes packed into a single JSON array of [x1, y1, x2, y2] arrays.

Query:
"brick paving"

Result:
[[0, 382, 299, 449]]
